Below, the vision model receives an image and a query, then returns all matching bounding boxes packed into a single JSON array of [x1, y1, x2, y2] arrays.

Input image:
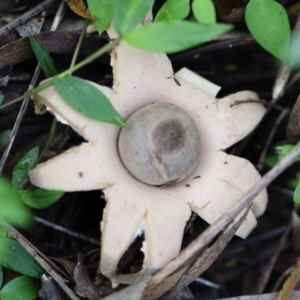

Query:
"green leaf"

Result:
[[29, 35, 58, 77], [0, 238, 42, 278], [275, 144, 296, 161], [123, 20, 233, 53], [12, 146, 39, 190], [54, 76, 126, 127], [155, 0, 190, 22], [0, 178, 32, 227], [0, 130, 11, 152], [0, 95, 4, 106], [294, 182, 300, 204], [86, 0, 117, 35], [19, 189, 64, 209], [0, 276, 41, 300], [245, 0, 291, 60], [264, 153, 278, 168], [192, 0, 216, 24], [114, 0, 154, 35], [0, 266, 3, 289]]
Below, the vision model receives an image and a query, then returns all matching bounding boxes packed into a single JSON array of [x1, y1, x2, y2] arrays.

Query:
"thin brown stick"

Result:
[[272, 11, 300, 102], [0, 219, 80, 300], [277, 258, 300, 300], [0, 0, 54, 36], [34, 216, 100, 246], [164, 206, 252, 300], [145, 142, 300, 292], [254, 218, 292, 294], [257, 108, 290, 167], [0, 0, 65, 175]]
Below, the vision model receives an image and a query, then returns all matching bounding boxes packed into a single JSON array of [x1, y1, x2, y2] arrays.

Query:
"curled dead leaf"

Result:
[[65, 0, 93, 21]]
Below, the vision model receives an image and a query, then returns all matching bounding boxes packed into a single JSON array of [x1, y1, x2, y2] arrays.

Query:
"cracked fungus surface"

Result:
[[29, 35, 268, 284]]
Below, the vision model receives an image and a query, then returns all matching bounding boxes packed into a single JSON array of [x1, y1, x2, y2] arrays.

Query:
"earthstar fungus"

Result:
[[29, 29, 268, 284]]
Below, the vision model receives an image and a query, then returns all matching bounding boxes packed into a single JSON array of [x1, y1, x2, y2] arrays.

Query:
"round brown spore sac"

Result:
[[118, 103, 201, 186]]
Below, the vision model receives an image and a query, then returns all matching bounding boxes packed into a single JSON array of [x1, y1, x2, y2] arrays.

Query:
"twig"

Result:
[[165, 206, 252, 300], [193, 277, 220, 289], [145, 141, 300, 293], [0, 219, 80, 300], [208, 291, 300, 300], [0, 0, 65, 175], [0, 0, 54, 37], [257, 108, 290, 167], [34, 216, 100, 246], [272, 64, 291, 103], [254, 218, 292, 294], [272, 11, 300, 102], [277, 258, 300, 300], [0, 84, 35, 174], [0, 39, 120, 111], [70, 19, 90, 73]]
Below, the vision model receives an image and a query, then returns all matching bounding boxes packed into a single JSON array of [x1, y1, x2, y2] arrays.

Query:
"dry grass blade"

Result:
[[277, 258, 300, 300]]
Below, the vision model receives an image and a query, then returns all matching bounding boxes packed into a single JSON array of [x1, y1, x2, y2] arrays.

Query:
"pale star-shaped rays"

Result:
[[29, 39, 267, 284]]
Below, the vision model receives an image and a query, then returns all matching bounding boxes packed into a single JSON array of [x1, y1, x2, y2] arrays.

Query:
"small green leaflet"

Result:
[[0, 95, 4, 106], [0, 129, 11, 152], [154, 0, 190, 22], [123, 20, 233, 53], [86, 0, 117, 35], [0, 177, 32, 227], [12, 146, 39, 190], [192, 0, 216, 24], [294, 182, 300, 204], [0, 238, 42, 278], [245, 0, 291, 60], [0, 275, 40, 300], [19, 189, 64, 209], [29, 35, 57, 77], [54, 76, 126, 127], [264, 154, 278, 168], [275, 144, 298, 161], [114, 0, 154, 35]]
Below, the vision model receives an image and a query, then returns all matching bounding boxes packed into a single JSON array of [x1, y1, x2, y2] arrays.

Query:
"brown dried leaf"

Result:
[[74, 254, 102, 300], [286, 94, 300, 137], [39, 275, 62, 300], [212, 0, 246, 22], [50, 257, 76, 280], [65, 0, 93, 20]]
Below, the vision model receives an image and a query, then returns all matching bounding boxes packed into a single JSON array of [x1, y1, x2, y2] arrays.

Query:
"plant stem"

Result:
[[0, 38, 120, 111], [58, 38, 120, 78]]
